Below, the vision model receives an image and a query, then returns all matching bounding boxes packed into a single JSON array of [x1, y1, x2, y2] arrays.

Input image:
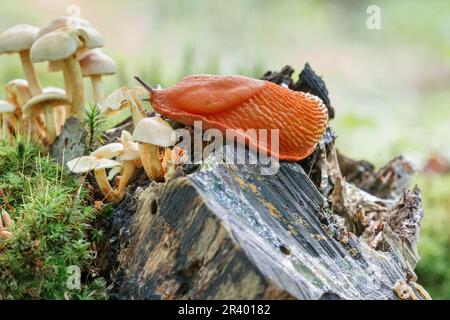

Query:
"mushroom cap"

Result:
[[118, 143, 140, 161], [90, 143, 124, 159], [67, 156, 121, 173], [0, 24, 39, 54], [118, 130, 139, 161], [80, 50, 116, 77], [133, 117, 176, 147], [101, 87, 132, 115], [36, 16, 91, 39], [30, 27, 104, 63], [42, 87, 66, 95], [23, 93, 69, 115], [31, 28, 81, 62], [77, 26, 104, 49], [0, 100, 15, 113], [5, 79, 31, 108]]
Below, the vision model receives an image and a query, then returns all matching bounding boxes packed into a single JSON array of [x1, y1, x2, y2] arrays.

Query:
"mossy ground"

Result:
[[0, 137, 107, 299]]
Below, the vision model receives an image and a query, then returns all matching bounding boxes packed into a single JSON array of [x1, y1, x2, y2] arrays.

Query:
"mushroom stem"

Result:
[[90, 74, 104, 106], [28, 117, 44, 142], [138, 143, 164, 182], [54, 106, 66, 134], [43, 107, 57, 144], [113, 160, 136, 201], [63, 55, 85, 120], [130, 90, 146, 127], [61, 63, 73, 102], [19, 50, 42, 97], [94, 167, 119, 203]]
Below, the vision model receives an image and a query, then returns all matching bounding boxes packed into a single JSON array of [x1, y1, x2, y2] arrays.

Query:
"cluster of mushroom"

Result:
[[67, 86, 187, 203], [0, 17, 116, 145]]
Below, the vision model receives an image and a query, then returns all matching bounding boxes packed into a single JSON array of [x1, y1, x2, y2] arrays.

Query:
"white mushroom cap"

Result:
[[36, 16, 91, 40], [118, 130, 139, 161], [0, 100, 15, 113], [133, 117, 177, 147], [67, 156, 121, 173], [0, 24, 39, 54], [80, 50, 116, 77], [30, 27, 104, 63], [77, 26, 104, 49], [43, 87, 66, 95], [23, 93, 69, 116], [31, 28, 81, 62], [90, 143, 124, 159]]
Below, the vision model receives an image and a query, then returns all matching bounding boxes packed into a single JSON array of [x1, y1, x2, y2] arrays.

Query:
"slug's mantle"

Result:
[[144, 75, 329, 161]]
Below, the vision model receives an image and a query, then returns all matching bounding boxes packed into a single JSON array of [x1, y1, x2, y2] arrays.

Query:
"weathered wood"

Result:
[[107, 147, 426, 300], [50, 118, 86, 165]]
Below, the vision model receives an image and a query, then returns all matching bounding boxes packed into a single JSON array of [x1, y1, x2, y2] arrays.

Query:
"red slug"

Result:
[[137, 75, 328, 161]]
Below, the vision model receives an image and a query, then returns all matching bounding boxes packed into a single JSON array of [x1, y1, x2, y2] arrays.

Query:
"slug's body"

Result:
[[147, 75, 328, 161]]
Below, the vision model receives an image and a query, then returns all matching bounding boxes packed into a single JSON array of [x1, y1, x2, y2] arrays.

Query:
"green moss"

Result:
[[0, 137, 106, 300], [414, 173, 450, 300]]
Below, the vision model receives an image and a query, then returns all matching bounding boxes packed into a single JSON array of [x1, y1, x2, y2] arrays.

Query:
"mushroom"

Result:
[[161, 146, 188, 180], [67, 156, 122, 203], [80, 50, 116, 106], [102, 87, 147, 126], [35, 16, 92, 41], [42, 87, 68, 135], [48, 60, 72, 102], [0, 100, 16, 140], [68, 142, 124, 202], [112, 130, 140, 201], [0, 208, 13, 240], [30, 27, 104, 120], [5, 79, 31, 108], [22, 92, 70, 144], [132, 116, 176, 182], [4, 79, 46, 141], [0, 24, 42, 96]]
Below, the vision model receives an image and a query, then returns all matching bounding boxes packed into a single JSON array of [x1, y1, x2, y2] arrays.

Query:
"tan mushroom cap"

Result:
[[80, 50, 116, 77], [0, 100, 15, 113], [5, 79, 31, 109], [23, 93, 69, 116], [101, 87, 132, 115], [133, 117, 177, 147], [67, 156, 121, 174], [6, 79, 28, 88], [0, 24, 39, 54], [36, 16, 91, 40], [30, 27, 104, 63]]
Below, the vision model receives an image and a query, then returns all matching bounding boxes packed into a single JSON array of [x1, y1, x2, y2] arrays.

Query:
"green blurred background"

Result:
[[0, 0, 448, 299]]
